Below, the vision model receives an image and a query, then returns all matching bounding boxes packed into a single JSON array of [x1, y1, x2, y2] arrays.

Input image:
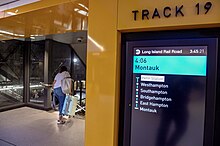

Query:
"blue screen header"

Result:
[[133, 56, 207, 76]]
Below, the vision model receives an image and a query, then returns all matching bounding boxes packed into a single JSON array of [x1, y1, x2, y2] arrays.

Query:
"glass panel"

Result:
[[0, 39, 24, 108], [29, 40, 45, 106], [51, 40, 72, 80], [50, 38, 86, 115], [73, 53, 86, 81], [73, 53, 86, 115]]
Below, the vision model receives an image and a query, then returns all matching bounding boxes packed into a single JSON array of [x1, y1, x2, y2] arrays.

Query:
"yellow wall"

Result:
[[118, 0, 220, 31], [1, 0, 220, 146], [86, 0, 220, 146], [85, 0, 119, 146]]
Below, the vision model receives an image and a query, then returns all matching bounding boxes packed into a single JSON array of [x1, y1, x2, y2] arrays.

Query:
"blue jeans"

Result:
[[53, 87, 65, 115]]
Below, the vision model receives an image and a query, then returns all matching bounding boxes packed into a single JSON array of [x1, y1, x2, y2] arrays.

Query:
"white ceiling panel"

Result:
[[0, 0, 18, 6], [0, 0, 40, 11]]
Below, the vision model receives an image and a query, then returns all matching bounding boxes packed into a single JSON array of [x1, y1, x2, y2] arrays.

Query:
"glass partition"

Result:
[[0, 31, 87, 112], [0, 39, 24, 108], [29, 40, 45, 106], [73, 53, 86, 108]]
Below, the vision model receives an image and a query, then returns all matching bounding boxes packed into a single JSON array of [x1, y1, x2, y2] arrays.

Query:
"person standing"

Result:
[[52, 66, 71, 124]]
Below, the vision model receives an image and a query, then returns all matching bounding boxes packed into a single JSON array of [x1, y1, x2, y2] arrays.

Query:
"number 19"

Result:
[[196, 2, 212, 15]]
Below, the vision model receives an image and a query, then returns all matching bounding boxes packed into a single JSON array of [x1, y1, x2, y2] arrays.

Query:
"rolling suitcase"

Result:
[[62, 94, 78, 117]]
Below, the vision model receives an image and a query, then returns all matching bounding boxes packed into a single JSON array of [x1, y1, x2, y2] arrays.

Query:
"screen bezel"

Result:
[[122, 38, 217, 146]]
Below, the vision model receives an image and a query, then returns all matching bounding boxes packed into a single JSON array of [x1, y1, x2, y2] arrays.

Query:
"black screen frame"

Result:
[[120, 37, 218, 146]]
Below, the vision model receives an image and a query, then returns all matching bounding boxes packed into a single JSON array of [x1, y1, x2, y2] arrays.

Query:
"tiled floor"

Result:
[[0, 107, 85, 146]]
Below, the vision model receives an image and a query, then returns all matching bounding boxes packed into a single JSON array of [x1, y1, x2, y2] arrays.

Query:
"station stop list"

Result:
[[130, 46, 207, 146]]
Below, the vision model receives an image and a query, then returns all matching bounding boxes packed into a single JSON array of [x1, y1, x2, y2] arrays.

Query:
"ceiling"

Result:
[[0, 0, 88, 41], [31, 31, 87, 44], [0, 0, 40, 11]]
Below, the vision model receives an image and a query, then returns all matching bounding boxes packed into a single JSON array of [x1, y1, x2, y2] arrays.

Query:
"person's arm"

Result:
[[53, 73, 59, 89], [52, 80, 56, 90]]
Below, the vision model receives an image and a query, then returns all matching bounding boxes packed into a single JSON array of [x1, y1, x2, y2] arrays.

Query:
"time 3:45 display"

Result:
[[189, 49, 205, 54]]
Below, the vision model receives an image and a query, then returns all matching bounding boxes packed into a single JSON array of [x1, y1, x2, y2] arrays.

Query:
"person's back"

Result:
[[54, 71, 70, 89], [53, 66, 71, 124]]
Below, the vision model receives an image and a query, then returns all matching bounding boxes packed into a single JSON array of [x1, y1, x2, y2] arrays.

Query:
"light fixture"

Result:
[[73, 58, 77, 63], [78, 3, 88, 11]]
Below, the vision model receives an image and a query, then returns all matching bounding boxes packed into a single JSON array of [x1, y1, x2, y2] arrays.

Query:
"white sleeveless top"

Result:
[[54, 71, 70, 89]]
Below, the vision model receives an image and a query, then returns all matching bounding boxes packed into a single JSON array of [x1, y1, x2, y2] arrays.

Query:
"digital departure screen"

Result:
[[130, 46, 207, 146]]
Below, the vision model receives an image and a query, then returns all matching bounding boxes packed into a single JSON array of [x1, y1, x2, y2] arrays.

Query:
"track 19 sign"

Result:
[[132, 2, 213, 21]]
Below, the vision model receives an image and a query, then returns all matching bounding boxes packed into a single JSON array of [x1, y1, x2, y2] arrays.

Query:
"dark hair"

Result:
[[60, 66, 67, 73]]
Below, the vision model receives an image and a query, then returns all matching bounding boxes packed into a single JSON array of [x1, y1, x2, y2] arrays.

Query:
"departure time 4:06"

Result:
[[135, 57, 147, 63]]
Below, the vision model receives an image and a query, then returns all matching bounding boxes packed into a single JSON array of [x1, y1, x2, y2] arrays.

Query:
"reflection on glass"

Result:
[[30, 40, 45, 106], [73, 54, 86, 81], [156, 77, 190, 146], [0, 39, 24, 108]]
